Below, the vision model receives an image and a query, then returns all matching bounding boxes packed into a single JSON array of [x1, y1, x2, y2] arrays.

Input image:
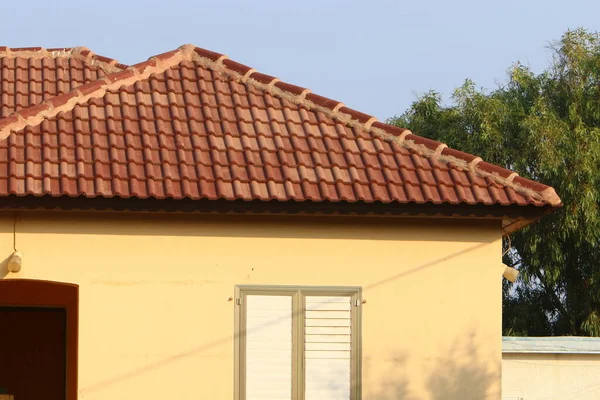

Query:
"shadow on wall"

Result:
[[368, 333, 498, 400], [0, 255, 10, 279], [77, 242, 495, 398], [365, 353, 414, 400], [2, 212, 498, 243]]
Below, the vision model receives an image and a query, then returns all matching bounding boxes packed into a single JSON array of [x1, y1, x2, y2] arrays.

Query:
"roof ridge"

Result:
[[0, 44, 562, 208], [0, 46, 127, 73]]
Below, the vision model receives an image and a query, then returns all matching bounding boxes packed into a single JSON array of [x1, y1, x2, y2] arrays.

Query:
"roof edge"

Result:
[[503, 336, 600, 354], [0, 44, 563, 209], [0, 194, 553, 221], [0, 46, 127, 73]]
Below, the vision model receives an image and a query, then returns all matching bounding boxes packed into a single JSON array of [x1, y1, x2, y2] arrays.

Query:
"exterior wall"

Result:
[[502, 353, 600, 399], [0, 212, 502, 400]]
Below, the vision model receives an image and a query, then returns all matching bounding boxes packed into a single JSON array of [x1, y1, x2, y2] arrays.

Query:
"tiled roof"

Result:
[[0, 45, 561, 209], [0, 47, 126, 114]]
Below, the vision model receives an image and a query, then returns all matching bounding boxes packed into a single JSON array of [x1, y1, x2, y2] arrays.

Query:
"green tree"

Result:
[[390, 28, 600, 336]]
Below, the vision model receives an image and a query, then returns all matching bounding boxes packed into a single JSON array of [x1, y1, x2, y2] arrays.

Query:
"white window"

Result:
[[235, 286, 361, 400]]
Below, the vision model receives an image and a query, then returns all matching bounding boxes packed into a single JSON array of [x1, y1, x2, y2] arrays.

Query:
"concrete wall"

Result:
[[503, 353, 600, 399], [0, 212, 503, 400]]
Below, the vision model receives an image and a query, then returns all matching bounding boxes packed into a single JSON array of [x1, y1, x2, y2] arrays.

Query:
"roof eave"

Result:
[[502, 202, 562, 235], [0, 194, 554, 226]]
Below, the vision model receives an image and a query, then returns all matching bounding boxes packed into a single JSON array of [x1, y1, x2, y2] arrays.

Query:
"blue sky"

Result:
[[2, 0, 598, 120]]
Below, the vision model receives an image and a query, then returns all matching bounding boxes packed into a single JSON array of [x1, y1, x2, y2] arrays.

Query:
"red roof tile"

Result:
[[0, 44, 561, 209]]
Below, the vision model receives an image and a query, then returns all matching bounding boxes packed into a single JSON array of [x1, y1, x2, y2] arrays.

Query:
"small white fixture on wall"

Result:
[[502, 263, 519, 282], [7, 251, 22, 273]]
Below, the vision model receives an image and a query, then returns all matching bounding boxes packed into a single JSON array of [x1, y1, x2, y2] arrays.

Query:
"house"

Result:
[[0, 45, 561, 400], [502, 336, 600, 399]]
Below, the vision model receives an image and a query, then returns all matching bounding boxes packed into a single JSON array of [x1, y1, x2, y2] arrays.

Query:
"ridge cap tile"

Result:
[[0, 46, 126, 73]]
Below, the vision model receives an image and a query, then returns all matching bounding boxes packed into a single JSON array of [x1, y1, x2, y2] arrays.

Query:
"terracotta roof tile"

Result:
[[0, 44, 561, 209]]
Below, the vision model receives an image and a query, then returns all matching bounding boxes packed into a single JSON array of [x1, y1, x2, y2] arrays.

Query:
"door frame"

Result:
[[0, 279, 78, 400]]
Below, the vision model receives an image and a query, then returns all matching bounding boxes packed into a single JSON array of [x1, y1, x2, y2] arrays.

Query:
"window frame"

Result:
[[234, 285, 362, 400]]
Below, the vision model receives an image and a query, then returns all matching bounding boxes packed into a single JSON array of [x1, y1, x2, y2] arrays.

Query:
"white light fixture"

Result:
[[502, 263, 519, 282], [7, 251, 22, 273]]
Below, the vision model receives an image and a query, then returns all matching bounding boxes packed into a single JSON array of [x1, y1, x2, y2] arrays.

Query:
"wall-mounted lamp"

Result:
[[501, 235, 518, 282], [502, 263, 519, 282], [7, 251, 22, 273]]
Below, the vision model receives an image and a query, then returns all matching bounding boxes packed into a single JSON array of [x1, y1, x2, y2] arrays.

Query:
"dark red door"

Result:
[[0, 307, 67, 400]]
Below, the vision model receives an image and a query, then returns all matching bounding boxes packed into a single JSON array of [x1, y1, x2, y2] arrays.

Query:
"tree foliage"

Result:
[[390, 28, 600, 336]]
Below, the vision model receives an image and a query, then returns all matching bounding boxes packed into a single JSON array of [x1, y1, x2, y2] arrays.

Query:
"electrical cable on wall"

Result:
[[8, 212, 22, 273], [13, 211, 17, 252]]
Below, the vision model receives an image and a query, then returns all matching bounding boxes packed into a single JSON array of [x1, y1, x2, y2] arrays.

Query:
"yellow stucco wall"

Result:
[[502, 353, 600, 399], [0, 212, 502, 400]]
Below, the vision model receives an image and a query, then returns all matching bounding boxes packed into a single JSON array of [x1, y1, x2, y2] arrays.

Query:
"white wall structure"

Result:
[[502, 337, 600, 400]]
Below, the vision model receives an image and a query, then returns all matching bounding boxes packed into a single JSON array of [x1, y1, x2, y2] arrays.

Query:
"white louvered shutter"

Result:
[[304, 296, 352, 400], [245, 295, 293, 400]]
